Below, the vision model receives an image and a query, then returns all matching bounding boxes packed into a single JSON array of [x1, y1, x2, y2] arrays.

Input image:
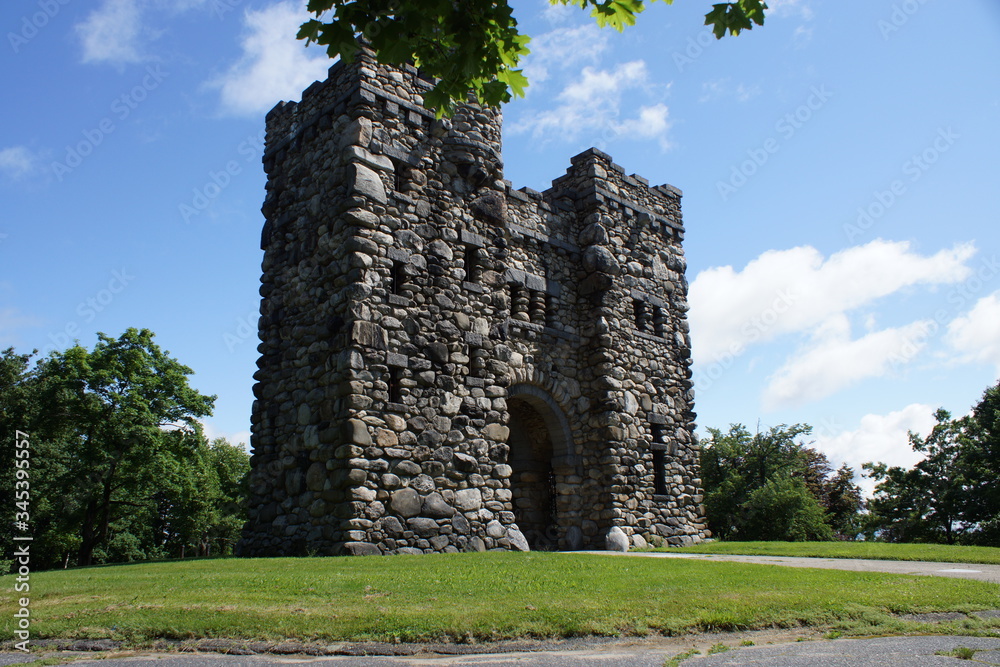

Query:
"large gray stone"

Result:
[[422, 492, 455, 518], [486, 520, 506, 539], [390, 488, 422, 518], [455, 488, 483, 512], [565, 525, 584, 550], [583, 245, 621, 275], [605, 526, 629, 553], [349, 162, 387, 204], [507, 527, 530, 552], [407, 517, 438, 537]]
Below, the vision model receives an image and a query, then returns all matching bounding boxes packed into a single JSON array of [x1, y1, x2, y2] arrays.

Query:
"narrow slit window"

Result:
[[390, 260, 405, 295], [392, 162, 407, 192], [387, 367, 402, 404], [464, 244, 480, 282], [652, 449, 668, 495], [633, 299, 648, 332]]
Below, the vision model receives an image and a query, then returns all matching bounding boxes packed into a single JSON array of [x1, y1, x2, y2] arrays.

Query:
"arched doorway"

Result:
[[505, 384, 578, 551], [508, 398, 557, 549]]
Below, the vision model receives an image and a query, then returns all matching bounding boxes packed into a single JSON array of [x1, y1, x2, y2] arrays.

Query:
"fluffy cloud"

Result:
[[689, 239, 976, 365], [0, 146, 39, 180], [699, 78, 760, 103], [762, 316, 936, 409], [767, 0, 815, 20], [509, 60, 672, 150], [201, 420, 251, 452], [946, 290, 1000, 373], [521, 24, 608, 87], [76, 0, 144, 67], [813, 403, 936, 496], [207, 1, 332, 116]]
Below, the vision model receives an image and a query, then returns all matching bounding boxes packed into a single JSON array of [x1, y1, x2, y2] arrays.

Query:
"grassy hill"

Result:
[[3, 551, 999, 645]]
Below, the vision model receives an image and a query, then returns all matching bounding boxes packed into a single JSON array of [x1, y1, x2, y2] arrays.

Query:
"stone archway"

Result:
[[506, 384, 579, 550]]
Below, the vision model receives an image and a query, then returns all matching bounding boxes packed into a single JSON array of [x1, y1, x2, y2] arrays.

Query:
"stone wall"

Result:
[[237, 48, 709, 557]]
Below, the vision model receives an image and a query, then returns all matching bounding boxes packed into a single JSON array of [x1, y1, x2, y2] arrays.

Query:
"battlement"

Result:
[[239, 53, 707, 557]]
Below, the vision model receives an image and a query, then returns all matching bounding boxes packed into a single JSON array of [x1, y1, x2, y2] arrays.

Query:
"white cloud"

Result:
[[689, 239, 976, 365], [521, 24, 608, 86], [0, 146, 39, 180], [699, 78, 760, 103], [509, 60, 672, 150], [767, 0, 815, 20], [762, 316, 936, 410], [814, 403, 936, 496], [946, 289, 1000, 373], [76, 0, 144, 67], [201, 420, 252, 451], [207, 1, 332, 116], [540, 0, 575, 24]]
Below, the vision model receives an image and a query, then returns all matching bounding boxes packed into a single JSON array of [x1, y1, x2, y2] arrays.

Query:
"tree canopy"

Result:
[[700, 423, 864, 542], [1, 330, 249, 571], [299, 0, 768, 115], [865, 379, 1000, 546]]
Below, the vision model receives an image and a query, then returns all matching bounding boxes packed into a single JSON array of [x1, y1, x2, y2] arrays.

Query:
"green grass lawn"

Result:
[[670, 541, 1000, 565], [2, 552, 998, 645]]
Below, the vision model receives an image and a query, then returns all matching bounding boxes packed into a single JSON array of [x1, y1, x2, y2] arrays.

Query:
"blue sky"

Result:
[[2, 0, 999, 492]]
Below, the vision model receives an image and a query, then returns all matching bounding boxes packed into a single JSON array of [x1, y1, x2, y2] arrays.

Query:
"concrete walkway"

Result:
[[579, 550, 1000, 583], [5, 636, 1000, 667]]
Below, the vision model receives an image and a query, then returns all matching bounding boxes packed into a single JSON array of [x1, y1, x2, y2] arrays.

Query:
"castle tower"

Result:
[[238, 48, 709, 556]]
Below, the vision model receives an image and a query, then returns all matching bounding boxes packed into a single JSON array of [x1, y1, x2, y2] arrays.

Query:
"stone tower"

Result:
[[238, 48, 709, 557]]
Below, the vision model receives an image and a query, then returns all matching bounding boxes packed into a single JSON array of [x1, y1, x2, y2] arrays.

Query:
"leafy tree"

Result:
[[701, 423, 863, 541], [299, 0, 768, 115], [31, 329, 215, 567], [824, 464, 865, 540], [865, 380, 1000, 546], [1, 332, 250, 571]]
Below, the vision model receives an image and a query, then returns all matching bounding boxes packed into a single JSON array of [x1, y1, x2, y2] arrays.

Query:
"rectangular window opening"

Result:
[[390, 260, 405, 295], [464, 244, 480, 282], [388, 367, 402, 404], [392, 161, 407, 192], [633, 299, 648, 332], [652, 449, 668, 496]]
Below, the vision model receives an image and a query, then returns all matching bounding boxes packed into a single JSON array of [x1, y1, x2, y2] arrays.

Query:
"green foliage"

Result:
[[865, 379, 1000, 546], [298, 0, 767, 116], [0, 330, 249, 572], [700, 423, 863, 542]]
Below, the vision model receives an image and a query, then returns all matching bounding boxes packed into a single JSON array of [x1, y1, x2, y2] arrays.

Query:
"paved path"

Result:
[[579, 550, 1000, 583], [4, 636, 1000, 667]]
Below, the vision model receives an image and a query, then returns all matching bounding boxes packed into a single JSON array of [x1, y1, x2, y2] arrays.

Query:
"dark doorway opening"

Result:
[[507, 398, 558, 550]]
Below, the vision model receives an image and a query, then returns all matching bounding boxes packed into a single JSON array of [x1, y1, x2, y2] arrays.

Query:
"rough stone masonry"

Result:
[[237, 48, 710, 557]]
